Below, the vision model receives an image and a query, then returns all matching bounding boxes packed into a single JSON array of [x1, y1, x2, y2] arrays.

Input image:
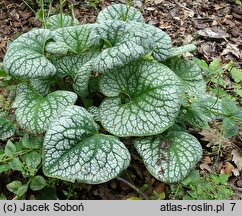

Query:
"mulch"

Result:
[[0, 0, 241, 64], [0, 0, 241, 199]]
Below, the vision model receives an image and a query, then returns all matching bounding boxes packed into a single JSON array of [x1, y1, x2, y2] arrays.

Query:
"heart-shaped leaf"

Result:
[[164, 57, 205, 96], [96, 4, 144, 23], [134, 131, 203, 183], [30, 176, 47, 191], [46, 14, 79, 30], [45, 25, 95, 54], [91, 21, 153, 73], [142, 24, 172, 61], [99, 60, 182, 137], [50, 52, 98, 97], [3, 29, 56, 78], [51, 52, 97, 77], [43, 105, 130, 184], [125, 22, 172, 61], [30, 77, 55, 96], [13, 85, 77, 134]]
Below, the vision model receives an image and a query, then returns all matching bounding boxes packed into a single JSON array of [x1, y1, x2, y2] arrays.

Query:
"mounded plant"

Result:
[[2, 4, 240, 186]]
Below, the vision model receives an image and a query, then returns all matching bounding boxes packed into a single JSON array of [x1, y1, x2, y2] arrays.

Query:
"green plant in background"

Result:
[[86, 0, 103, 9], [0, 137, 47, 199], [194, 58, 242, 103], [235, 0, 242, 5], [170, 170, 238, 200], [1, 4, 242, 198], [194, 58, 242, 139], [230, 66, 242, 103]]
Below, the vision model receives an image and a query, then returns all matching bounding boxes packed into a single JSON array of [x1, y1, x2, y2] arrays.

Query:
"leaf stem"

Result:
[[0, 149, 32, 164], [215, 124, 224, 163], [41, 0, 47, 28], [59, 0, 66, 28], [47, 0, 54, 20], [115, 176, 149, 200], [182, 103, 242, 122], [206, 109, 242, 122], [21, 0, 36, 14]]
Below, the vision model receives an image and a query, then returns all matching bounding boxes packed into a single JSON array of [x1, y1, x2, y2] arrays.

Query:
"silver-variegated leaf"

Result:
[[129, 23, 172, 61], [96, 4, 144, 23], [43, 105, 131, 184], [3, 29, 56, 78], [169, 44, 196, 57], [46, 14, 79, 30], [99, 60, 182, 137], [137, 24, 172, 61], [91, 20, 153, 73], [73, 62, 93, 97], [50, 52, 97, 77], [0, 112, 15, 141], [30, 77, 55, 96], [134, 131, 203, 183], [87, 106, 100, 122], [13, 85, 77, 134], [50, 53, 98, 97], [164, 58, 206, 96], [45, 25, 95, 54]]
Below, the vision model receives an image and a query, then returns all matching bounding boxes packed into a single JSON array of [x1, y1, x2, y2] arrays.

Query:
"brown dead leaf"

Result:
[[154, 0, 163, 4], [220, 162, 235, 176], [221, 43, 241, 59], [154, 182, 166, 194], [200, 128, 231, 148], [232, 149, 242, 171], [146, 7, 156, 11], [199, 163, 212, 172], [182, 8, 195, 19], [232, 168, 240, 177], [197, 28, 230, 39], [203, 156, 213, 164], [159, 21, 171, 29]]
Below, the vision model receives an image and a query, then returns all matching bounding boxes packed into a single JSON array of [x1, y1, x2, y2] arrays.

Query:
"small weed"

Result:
[[86, 0, 103, 9], [170, 170, 238, 200]]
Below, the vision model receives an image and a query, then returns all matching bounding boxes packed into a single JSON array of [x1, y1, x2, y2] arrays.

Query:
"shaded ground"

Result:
[[0, 0, 242, 199]]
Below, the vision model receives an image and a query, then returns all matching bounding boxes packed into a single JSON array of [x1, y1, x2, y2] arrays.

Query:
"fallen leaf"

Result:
[[146, 7, 156, 11], [232, 168, 240, 177], [232, 149, 242, 170], [154, 182, 166, 194], [134, 0, 143, 8], [154, 0, 163, 4], [197, 28, 230, 39], [203, 156, 213, 164], [220, 162, 234, 176], [221, 43, 241, 59], [200, 128, 231, 148], [199, 163, 211, 172], [236, 180, 242, 188]]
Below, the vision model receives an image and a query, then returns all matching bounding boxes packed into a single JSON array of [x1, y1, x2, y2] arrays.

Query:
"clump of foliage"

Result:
[[0, 4, 241, 198], [86, 0, 103, 9], [170, 170, 238, 200]]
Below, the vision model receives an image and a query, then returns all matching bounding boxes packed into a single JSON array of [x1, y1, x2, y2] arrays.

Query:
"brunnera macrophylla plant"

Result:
[[2, 4, 224, 184]]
